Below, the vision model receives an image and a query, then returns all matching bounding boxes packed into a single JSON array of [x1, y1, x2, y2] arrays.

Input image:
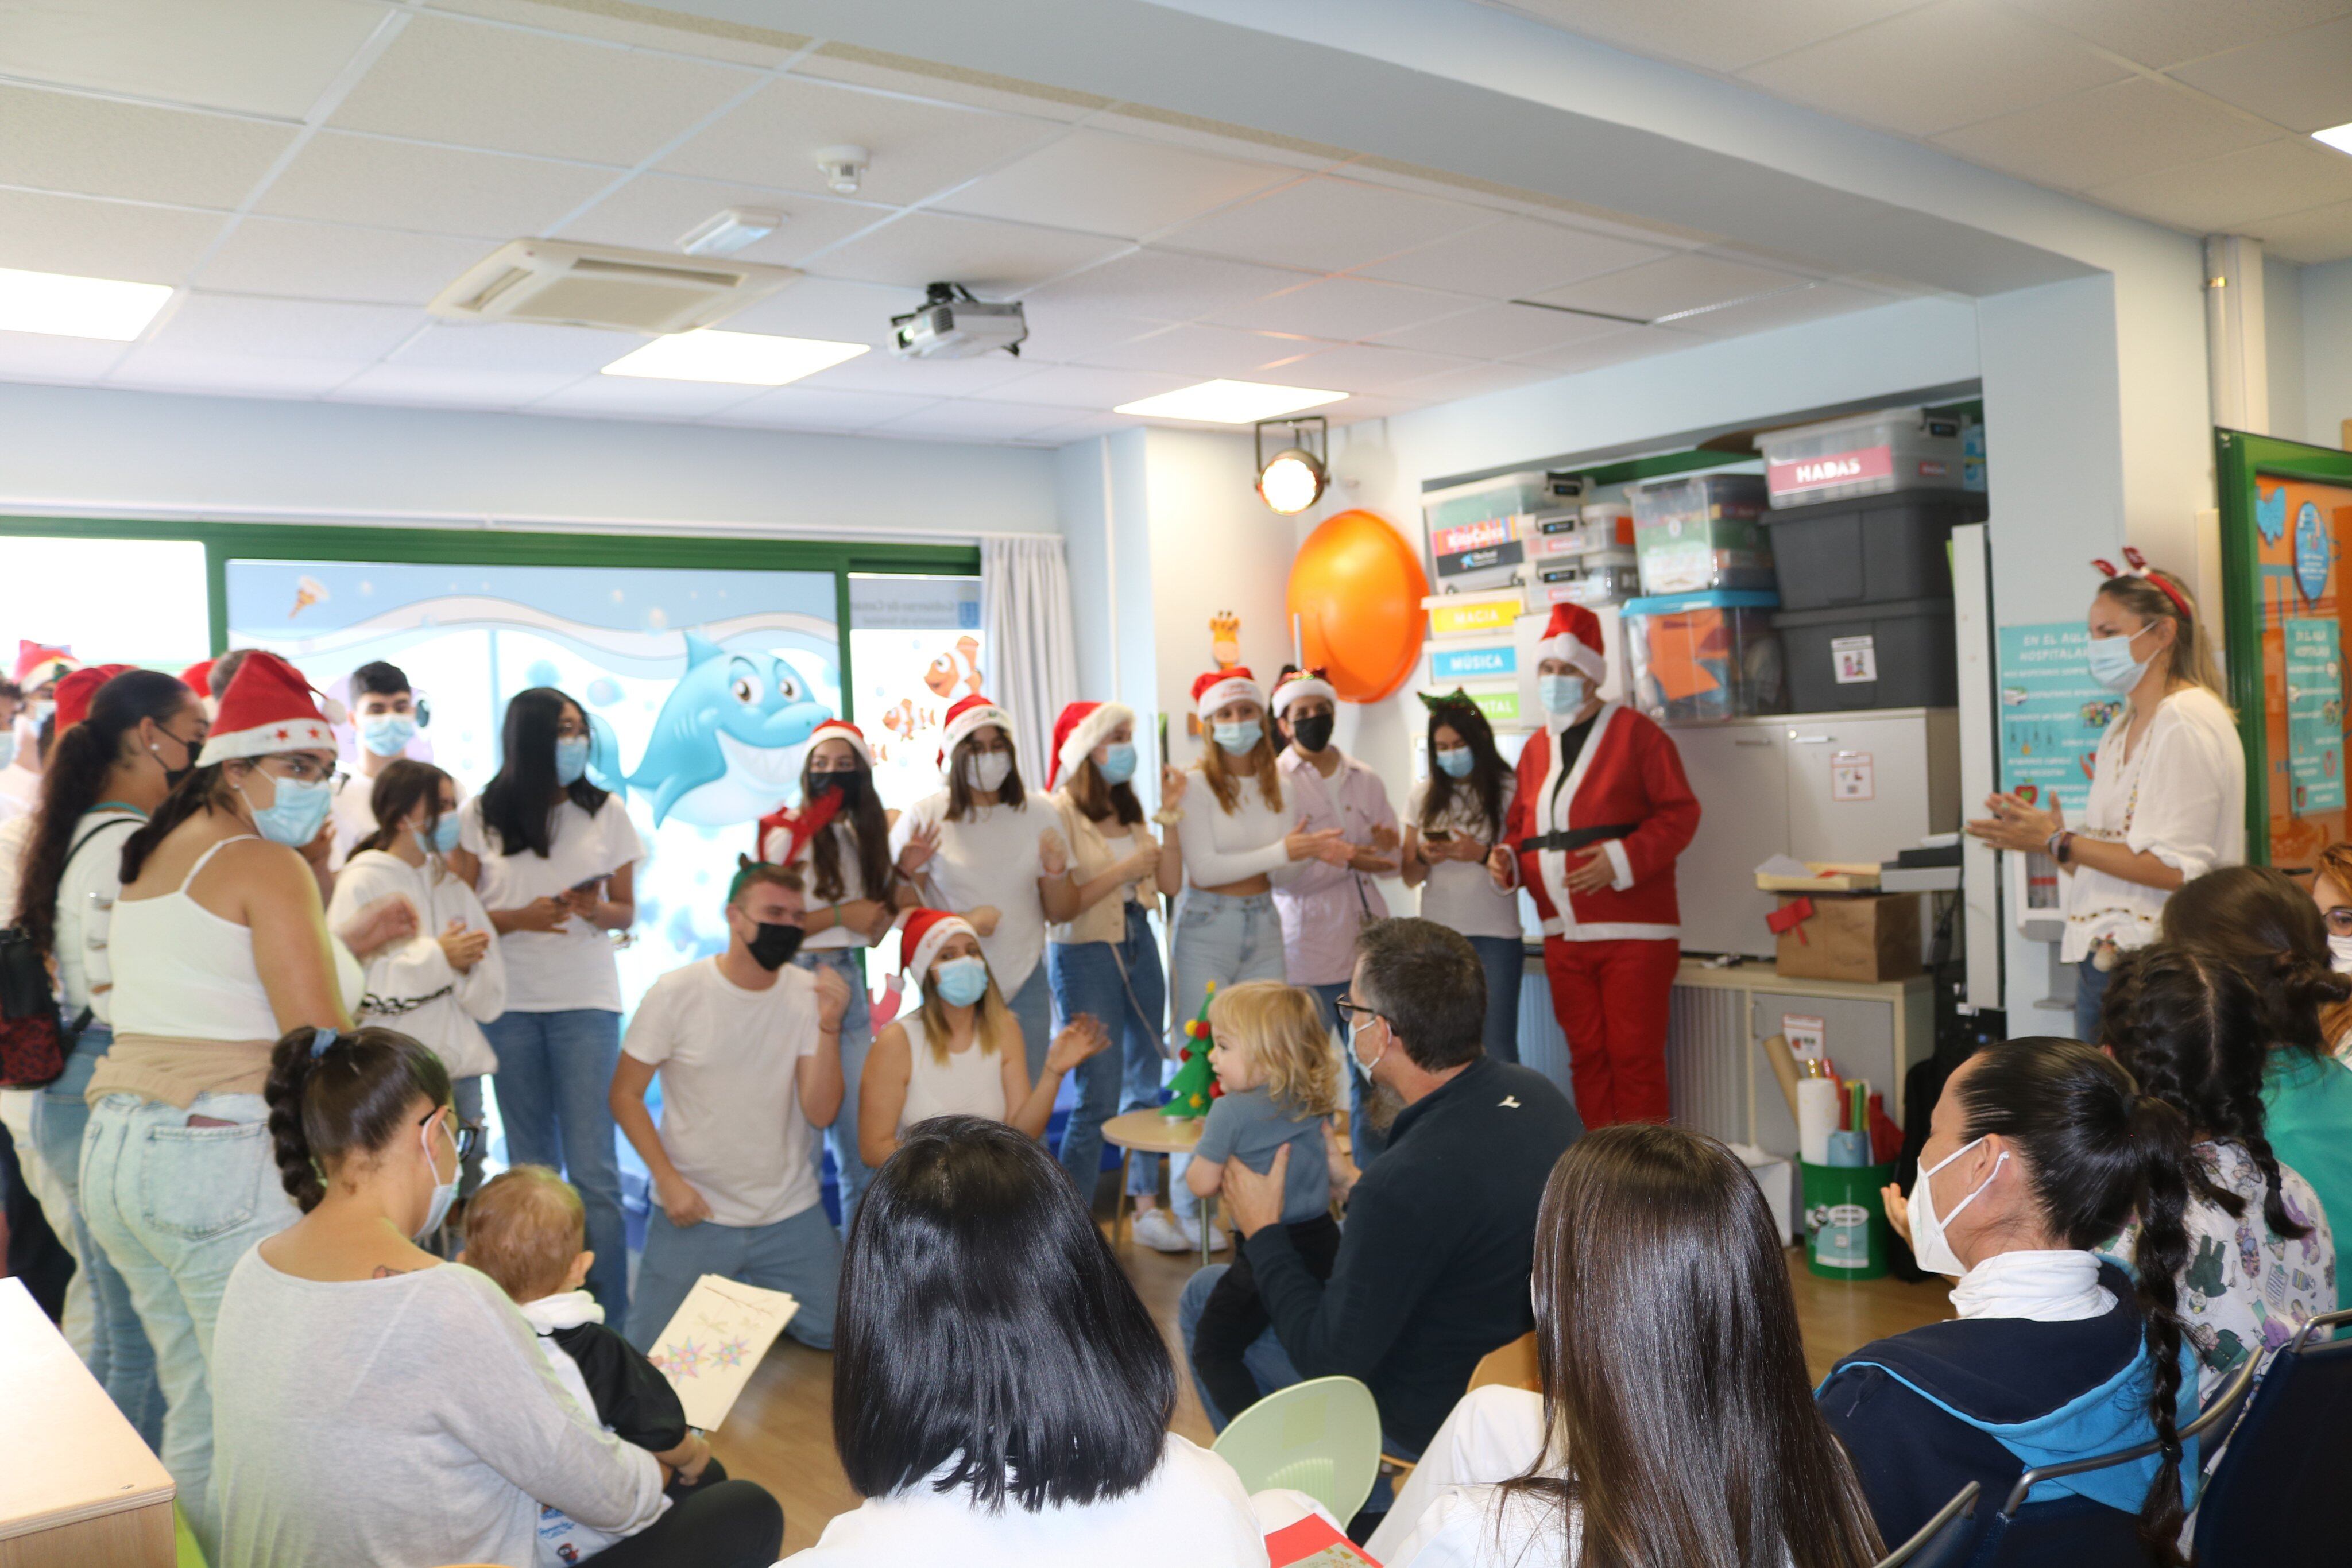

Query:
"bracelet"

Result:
[[2046, 830, 2074, 865]]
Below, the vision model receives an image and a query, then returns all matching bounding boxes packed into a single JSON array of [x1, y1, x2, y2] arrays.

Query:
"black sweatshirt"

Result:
[[548, 1319, 690, 1454], [1244, 1055, 1577, 1453]]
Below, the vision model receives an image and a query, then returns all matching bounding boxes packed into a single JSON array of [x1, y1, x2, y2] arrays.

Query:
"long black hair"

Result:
[[833, 1115, 1174, 1512], [264, 1024, 452, 1212], [351, 758, 454, 860], [11, 669, 191, 952], [2100, 943, 2311, 1242], [477, 687, 607, 858], [800, 750, 894, 905], [2159, 865, 2351, 1062], [1419, 694, 1509, 837], [1954, 1038, 2197, 1566]]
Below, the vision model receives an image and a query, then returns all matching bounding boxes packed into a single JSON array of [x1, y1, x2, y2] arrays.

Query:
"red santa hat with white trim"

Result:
[[1269, 666, 1338, 717], [196, 651, 343, 765], [1049, 700, 1134, 790], [1535, 603, 1608, 684], [807, 717, 873, 768], [937, 693, 1014, 771], [53, 663, 136, 730], [1192, 667, 1264, 720], [15, 641, 76, 688], [899, 907, 981, 986]]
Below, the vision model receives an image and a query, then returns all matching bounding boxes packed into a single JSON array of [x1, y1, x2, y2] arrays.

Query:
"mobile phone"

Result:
[[569, 875, 605, 895], [1424, 830, 1452, 843]]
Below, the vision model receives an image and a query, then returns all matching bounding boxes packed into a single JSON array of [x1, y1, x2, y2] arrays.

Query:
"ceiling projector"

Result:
[[892, 282, 1027, 359]]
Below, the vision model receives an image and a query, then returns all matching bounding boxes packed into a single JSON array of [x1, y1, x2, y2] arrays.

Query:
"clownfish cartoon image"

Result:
[[922, 637, 983, 701]]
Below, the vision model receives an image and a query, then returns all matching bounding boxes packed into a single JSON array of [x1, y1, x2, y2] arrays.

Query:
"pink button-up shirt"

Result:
[[1274, 747, 1399, 986]]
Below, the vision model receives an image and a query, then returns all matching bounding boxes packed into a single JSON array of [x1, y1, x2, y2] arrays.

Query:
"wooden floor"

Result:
[[712, 1215, 1952, 1557]]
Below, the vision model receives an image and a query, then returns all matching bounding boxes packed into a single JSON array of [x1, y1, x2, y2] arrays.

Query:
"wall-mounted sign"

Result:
[[1427, 641, 1516, 683], [1464, 686, 1522, 727], [1424, 591, 1523, 638]]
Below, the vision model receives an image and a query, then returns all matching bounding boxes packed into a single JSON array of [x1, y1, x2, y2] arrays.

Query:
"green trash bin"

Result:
[[1801, 1159, 1893, 1280]]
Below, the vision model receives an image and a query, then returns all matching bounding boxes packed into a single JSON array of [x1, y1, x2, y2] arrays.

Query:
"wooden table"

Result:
[[1100, 1109, 1218, 1265], [0, 1278, 173, 1567]]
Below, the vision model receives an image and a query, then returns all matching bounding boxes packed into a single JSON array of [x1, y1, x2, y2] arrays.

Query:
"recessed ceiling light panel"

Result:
[[0, 267, 173, 342], [1115, 378, 1346, 424], [602, 328, 868, 386], [2316, 122, 2352, 156]]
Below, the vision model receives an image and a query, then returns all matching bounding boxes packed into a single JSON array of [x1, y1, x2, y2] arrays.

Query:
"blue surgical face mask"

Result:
[[1539, 674, 1587, 717], [934, 955, 991, 1008], [553, 734, 591, 786], [417, 1114, 460, 1242], [2084, 624, 2154, 694], [1098, 742, 1138, 785], [1434, 745, 1473, 779], [241, 772, 335, 847], [1349, 1014, 1388, 1085], [358, 713, 416, 757], [424, 813, 461, 855], [0, 730, 14, 771], [1213, 719, 1263, 756]]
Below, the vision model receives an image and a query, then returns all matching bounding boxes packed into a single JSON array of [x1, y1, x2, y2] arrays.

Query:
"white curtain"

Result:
[[981, 535, 1079, 785]]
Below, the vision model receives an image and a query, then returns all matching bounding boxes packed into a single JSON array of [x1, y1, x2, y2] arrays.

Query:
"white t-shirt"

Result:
[[53, 808, 146, 1022], [781, 1435, 1267, 1567], [786, 822, 877, 953], [0, 812, 32, 934], [0, 761, 38, 823], [1407, 776, 1524, 942], [329, 768, 470, 872], [622, 957, 822, 1228], [889, 791, 1049, 996], [461, 793, 642, 1013]]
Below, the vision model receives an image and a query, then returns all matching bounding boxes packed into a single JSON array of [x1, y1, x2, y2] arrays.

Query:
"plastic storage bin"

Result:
[[1621, 589, 1785, 722], [1759, 406, 1967, 507], [1422, 469, 1587, 533], [1630, 473, 1773, 594], [1775, 597, 1957, 712], [1759, 491, 1986, 611], [1536, 550, 1641, 607]]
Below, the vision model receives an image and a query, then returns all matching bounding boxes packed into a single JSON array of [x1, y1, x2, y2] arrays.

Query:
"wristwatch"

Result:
[[2045, 829, 2074, 866]]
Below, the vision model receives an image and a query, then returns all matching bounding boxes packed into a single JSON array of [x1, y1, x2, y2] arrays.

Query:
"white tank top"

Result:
[[111, 835, 363, 1041], [898, 1011, 1007, 1133]]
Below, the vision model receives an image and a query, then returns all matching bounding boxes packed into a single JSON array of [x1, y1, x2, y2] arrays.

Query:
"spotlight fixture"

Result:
[[1255, 415, 1329, 516]]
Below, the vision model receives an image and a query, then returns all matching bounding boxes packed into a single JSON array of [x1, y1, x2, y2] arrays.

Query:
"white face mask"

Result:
[[2329, 933, 2352, 975], [1905, 1137, 2008, 1279], [1348, 1013, 1388, 1085], [964, 751, 1012, 793]]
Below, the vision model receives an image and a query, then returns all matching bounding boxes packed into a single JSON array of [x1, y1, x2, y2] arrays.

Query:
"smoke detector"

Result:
[[814, 144, 870, 195]]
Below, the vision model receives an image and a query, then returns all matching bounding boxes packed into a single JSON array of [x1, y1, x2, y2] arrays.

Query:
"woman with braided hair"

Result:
[[1823, 1038, 2203, 1565], [2096, 942, 2334, 1397]]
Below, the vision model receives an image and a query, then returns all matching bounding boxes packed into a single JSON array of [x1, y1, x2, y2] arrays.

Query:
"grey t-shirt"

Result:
[[1197, 1084, 1332, 1224]]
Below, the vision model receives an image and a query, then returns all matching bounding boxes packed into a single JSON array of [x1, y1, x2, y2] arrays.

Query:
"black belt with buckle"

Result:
[[1517, 823, 1637, 855]]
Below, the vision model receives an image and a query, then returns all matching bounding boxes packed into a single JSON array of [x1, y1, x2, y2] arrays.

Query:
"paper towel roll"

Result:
[[1797, 1076, 1840, 1167]]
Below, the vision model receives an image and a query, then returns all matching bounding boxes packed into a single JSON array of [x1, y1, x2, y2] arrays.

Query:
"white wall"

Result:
[[2268, 255, 2309, 445], [2305, 259, 2352, 453]]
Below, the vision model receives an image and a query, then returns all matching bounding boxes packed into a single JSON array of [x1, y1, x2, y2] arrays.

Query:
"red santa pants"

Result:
[[1539, 935, 1678, 1127]]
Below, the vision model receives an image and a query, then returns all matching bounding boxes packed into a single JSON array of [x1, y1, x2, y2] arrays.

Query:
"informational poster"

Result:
[[2285, 615, 2345, 815], [1995, 622, 2115, 821]]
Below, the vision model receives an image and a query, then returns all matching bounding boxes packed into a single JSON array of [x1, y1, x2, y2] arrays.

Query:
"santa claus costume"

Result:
[[1499, 604, 1699, 1127]]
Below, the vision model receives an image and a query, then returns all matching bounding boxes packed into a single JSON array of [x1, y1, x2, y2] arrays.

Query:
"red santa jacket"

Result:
[[1502, 702, 1700, 942]]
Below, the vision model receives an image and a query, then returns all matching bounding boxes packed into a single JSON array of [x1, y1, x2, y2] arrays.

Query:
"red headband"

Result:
[[2091, 548, 2193, 624]]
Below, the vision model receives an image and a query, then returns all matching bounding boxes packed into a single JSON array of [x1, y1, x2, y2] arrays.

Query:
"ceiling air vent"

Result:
[[427, 239, 797, 334]]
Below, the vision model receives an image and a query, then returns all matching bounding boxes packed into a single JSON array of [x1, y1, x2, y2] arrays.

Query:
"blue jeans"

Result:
[[32, 1024, 163, 1450], [486, 1008, 627, 1321], [2074, 954, 2112, 1044], [1006, 962, 1055, 1099], [1309, 981, 1388, 1168], [1049, 904, 1166, 1197], [626, 1203, 841, 1353], [794, 947, 873, 1236], [79, 1090, 297, 1560], [1159, 891, 1287, 1215], [1469, 935, 1526, 1066]]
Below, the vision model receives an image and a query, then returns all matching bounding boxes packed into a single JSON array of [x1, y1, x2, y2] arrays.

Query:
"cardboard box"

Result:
[[1774, 891, 1920, 983]]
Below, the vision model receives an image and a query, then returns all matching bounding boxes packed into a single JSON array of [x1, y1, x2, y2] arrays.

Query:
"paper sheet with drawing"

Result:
[[644, 1275, 799, 1431]]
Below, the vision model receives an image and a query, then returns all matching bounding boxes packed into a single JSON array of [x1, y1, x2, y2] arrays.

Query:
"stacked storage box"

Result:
[[1629, 473, 1774, 595], [1622, 473, 1782, 722], [1528, 501, 1639, 607]]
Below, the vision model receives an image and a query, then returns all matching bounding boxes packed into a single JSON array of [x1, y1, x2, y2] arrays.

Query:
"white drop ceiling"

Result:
[[1485, 0, 2352, 262], [0, 0, 1931, 445]]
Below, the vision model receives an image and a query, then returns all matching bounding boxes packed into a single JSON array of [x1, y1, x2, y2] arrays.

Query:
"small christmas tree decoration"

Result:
[[1162, 982, 1220, 1119]]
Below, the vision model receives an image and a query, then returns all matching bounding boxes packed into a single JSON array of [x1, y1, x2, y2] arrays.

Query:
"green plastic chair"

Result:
[[175, 1503, 207, 1568], [1210, 1375, 1384, 1524]]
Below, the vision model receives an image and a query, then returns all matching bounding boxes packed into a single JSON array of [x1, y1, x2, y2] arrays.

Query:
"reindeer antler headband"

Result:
[[2091, 546, 2194, 623]]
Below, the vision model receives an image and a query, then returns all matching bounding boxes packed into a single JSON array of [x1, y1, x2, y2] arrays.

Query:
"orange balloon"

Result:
[[1287, 509, 1429, 702]]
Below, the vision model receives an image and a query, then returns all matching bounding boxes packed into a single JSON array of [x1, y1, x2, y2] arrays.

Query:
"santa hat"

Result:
[[196, 651, 342, 765], [1270, 667, 1338, 717], [899, 908, 981, 988], [1535, 603, 1607, 684], [1192, 667, 1264, 721], [180, 659, 214, 699], [807, 718, 873, 768], [15, 641, 76, 689], [755, 789, 842, 868], [1049, 700, 1134, 791], [53, 663, 136, 730], [937, 693, 1013, 770]]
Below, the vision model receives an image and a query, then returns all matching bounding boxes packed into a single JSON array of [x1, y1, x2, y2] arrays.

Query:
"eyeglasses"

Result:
[[1332, 994, 1382, 1027], [422, 1110, 482, 1164], [2324, 907, 2352, 936]]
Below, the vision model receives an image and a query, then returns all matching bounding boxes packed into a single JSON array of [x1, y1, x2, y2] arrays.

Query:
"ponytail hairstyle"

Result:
[[1953, 1039, 2196, 1567], [11, 669, 192, 950], [264, 1025, 452, 1213], [2158, 865, 2352, 1062], [2094, 569, 2225, 701], [351, 758, 453, 860], [2100, 943, 2311, 1241]]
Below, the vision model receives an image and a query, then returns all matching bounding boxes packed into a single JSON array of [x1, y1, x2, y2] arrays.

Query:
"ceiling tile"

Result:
[[714, 277, 922, 346], [2247, 196, 2352, 263], [1259, 343, 1480, 393], [1072, 324, 1318, 378], [934, 130, 1296, 240], [0, 330, 130, 385], [328, 13, 759, 166], [2087, 137, 2352, 230], [1368, 301, 1627, 359], [1382, 359, 1557, 401], [1353, 216, 1673, 299], [424, 0, 807, 69], [1154, 175, 1503, 273], [710, 385, 942, 430], [1016, 249, 1313, 321], [660, 76, 1066, 207], [1931, 77, 2284, 192], [389, 320, 649, 375], [1526, 253, 1816, 322], [868, 400, 1084, 440], [1017, 410, 1147, 444], [0, 187, 226, 283], [804, 211, 1128, 293], [1487, 0, 1938, 75], [0, 84, 296, 209], [2018, 0, 2352, 72], [1738, 0, 2130, 138], [143, 292, 422, 360], [526, 374, 763, 417], [2169, 17, 2352, 134], [792, 44, 1107, 123], [195, 219, 496, 305], [1005, 306, 1161, 363], [1506, 326, 1702, 373], [967, 365, 1194, 409], [556, 175, 888, 267], [253, 132, 620, 239], [1085, 109, 1349, 174], [1206, 277, 1474, 340], [105, 345, 368, 396], [1657, 279, 1893, 336], [326, 362, 588, 409], [789, 349, 1032, 398], [0, 0, 387, 118]]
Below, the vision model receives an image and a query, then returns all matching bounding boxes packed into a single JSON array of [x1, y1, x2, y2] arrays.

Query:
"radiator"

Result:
[[1514, 959, 1748, 1144]]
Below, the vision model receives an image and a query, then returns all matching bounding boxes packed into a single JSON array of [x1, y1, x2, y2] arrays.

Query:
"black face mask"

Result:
[[1291, 713, 1336, 754], [810, 771, 865, 810], [154, 729, 201, 791], [745, 920, 805, 972]]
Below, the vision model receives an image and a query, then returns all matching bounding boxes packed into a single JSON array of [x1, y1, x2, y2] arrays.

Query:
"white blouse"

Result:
[[2060, 686, 2243, 964], [328, 850, 507, 1081]]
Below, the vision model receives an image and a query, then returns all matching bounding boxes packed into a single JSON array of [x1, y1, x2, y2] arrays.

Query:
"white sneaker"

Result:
[[1132, 1207, 1191, 1253], [1182, 1214, 1231, 1253]]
